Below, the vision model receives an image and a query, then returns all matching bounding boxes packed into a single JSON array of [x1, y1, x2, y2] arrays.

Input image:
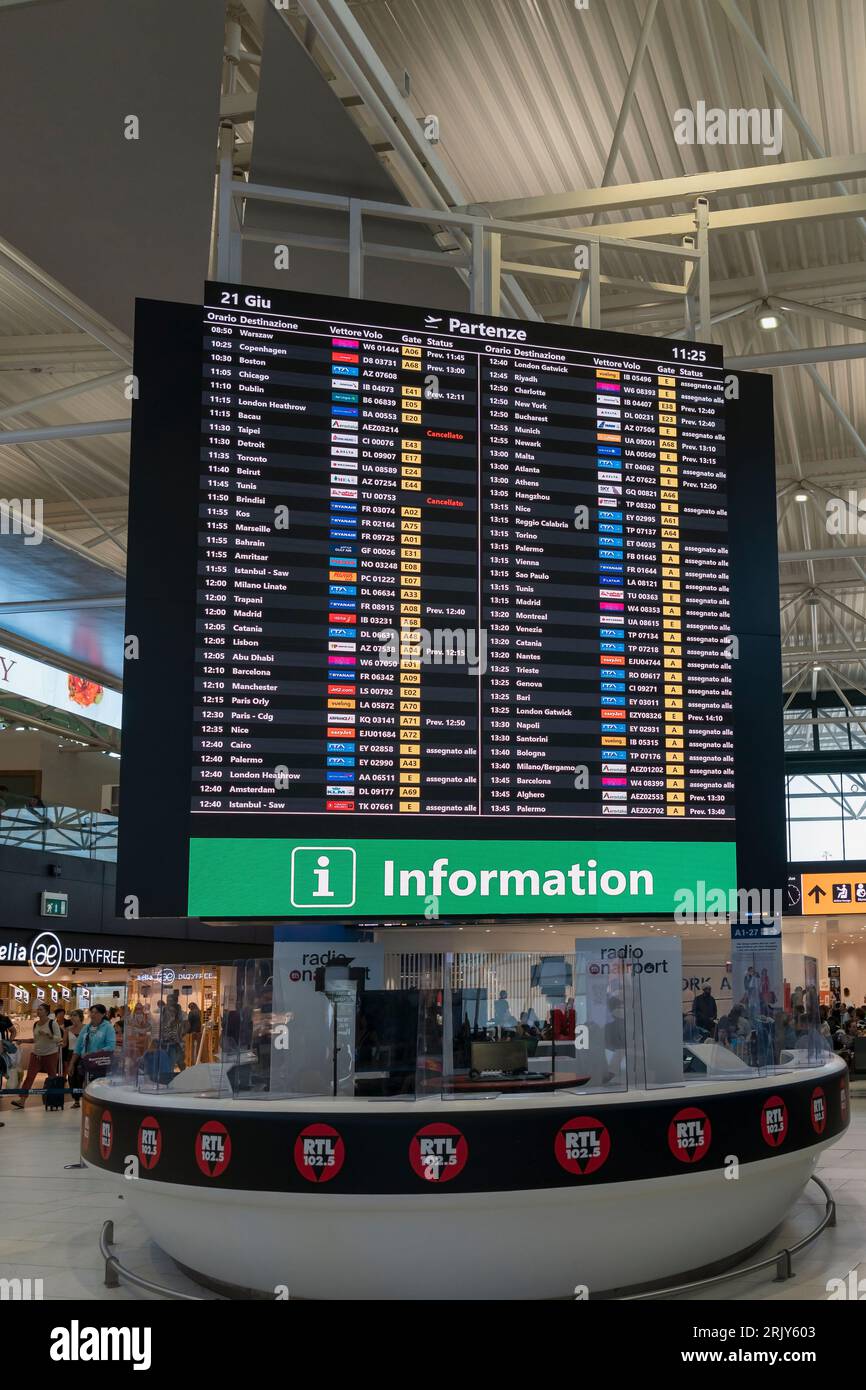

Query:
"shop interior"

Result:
[[0, 966, 221, 1078], [0, 966, 128, 1043]]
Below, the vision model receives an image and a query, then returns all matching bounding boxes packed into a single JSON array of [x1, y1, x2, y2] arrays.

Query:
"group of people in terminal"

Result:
[[0, 1002, 116, 1116], [0, 990, 209, 1114], [683, 979, 866, 1068]]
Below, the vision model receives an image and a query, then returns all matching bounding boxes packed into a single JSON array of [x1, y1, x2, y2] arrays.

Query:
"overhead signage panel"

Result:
[[800, 870, 866, 915], [118, 284, 786, 918]]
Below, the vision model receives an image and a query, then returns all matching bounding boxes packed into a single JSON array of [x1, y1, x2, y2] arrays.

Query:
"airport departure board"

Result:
[[120, 285, 784, 920], [196, 285, 731, 823]]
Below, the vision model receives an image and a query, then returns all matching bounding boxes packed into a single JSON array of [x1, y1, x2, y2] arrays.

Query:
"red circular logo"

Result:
[[137, 1115, 162, 1170], [555, 1115, 611, 1176], [294, 1124, 345, 1184], [761, 1095, 788, 1147], [195, 1120, 232, 1178], [409, 1123, 468, 1183], [841, 1076, 849, 1120], [668, 1106, 711, 1164], [810, 1086, 827, 1135], [98, 1109, 113, 1161]]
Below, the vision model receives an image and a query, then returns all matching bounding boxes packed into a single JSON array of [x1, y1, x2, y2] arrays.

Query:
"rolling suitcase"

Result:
[[43, 1074, 65, 1111]]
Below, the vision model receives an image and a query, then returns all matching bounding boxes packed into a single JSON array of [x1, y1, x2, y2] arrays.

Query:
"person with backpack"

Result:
[[10, 1003, 62, 1107]]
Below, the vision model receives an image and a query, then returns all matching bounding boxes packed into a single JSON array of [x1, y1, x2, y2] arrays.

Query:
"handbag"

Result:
[[81, 1050, 113, 1082]]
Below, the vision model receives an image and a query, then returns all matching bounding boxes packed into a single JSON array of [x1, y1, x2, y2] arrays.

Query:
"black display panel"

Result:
[[119, 285, 780, 920]]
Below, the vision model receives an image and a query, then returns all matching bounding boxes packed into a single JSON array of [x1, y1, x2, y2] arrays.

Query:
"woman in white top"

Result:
[[11, 1004, 62, 1108]]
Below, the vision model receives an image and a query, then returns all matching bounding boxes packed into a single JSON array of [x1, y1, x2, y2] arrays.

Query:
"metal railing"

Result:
[[100, 1220, 219, 1301], [215, 177, 712, 338], [620, 1174, 836, 1300]]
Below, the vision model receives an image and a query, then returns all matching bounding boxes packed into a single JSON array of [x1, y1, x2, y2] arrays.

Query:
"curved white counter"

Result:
[[81, 1058, 849, 1300]]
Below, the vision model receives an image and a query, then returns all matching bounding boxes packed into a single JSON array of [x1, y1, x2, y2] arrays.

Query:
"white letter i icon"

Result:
[[314, 855, 334, 898]]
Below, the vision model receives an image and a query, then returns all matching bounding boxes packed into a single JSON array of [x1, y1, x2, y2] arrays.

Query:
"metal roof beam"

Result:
[[0, 419, 130, 445], [782, 646, 866, 664], [0, 370, 128, 422], [781, 550, 866, 566], [769, 298, 866, 335], [714, 0, 866, 242], [565, 0, 659, 324], [507, 192, 866, 254], [777, 318, 866, 461], [219, 90, 257, 123], [0, 626, 119, 688], [0, 239, 131, 363], [0, 595, 125, 615], [0, 335, 122, 373], [287, 0, 540, 320], [469, 154, 866, 224], [728, 343, 866, 369], [543, 261, 866, 325], [779, 458, 866, 483]]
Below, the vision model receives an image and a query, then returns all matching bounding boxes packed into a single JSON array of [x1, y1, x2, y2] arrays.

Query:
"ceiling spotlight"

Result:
[[795, 491, 808, 502], [756, 300, 780, 330]]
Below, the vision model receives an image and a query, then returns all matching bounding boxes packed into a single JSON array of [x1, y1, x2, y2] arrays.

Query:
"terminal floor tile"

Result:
[[0, 1099, 207, 1301]]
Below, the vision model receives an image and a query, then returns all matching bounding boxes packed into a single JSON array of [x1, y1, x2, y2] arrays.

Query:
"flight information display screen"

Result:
[[120, 284, 783, 921], [196, 284, 731, 824]]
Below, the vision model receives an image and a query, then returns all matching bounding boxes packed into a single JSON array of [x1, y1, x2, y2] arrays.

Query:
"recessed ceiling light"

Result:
[[795, 491, 808, 502]]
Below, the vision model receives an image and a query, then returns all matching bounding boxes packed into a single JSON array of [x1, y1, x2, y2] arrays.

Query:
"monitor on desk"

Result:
[[470, 1039, 531, 1076]]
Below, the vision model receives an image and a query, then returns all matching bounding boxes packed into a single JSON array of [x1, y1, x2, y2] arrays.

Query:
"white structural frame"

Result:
[[214, 178, 713, 339]]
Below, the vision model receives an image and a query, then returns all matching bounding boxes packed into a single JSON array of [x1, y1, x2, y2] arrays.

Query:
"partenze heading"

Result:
[[448, 317, 528, 341]]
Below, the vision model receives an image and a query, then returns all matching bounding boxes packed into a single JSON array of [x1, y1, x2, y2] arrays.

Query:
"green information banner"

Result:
[[188, 838, 737, 918]]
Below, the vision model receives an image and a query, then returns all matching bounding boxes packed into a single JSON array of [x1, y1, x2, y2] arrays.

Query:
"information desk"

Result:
[[81, 1057, 849, 1300]]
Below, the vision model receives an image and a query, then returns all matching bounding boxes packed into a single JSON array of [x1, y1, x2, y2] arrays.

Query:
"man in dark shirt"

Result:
[[694, 986, 718, 1035]]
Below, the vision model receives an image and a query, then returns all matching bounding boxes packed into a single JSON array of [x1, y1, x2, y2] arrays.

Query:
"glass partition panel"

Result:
[[779, 973, 835, 1070], [117, 965, 235, 1095], [687, 930, 836, 1081], [695, 940, 775, 1081], [106, 940, 844, 1104], [438, 950, 627, 1099], [618, 951, 684, 1092]]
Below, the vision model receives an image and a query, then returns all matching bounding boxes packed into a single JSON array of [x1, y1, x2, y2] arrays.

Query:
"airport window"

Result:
[[786, 771, 866, 862]]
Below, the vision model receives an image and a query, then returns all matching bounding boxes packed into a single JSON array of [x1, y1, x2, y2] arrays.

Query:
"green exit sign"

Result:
[[40, 892, 68, 918]]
